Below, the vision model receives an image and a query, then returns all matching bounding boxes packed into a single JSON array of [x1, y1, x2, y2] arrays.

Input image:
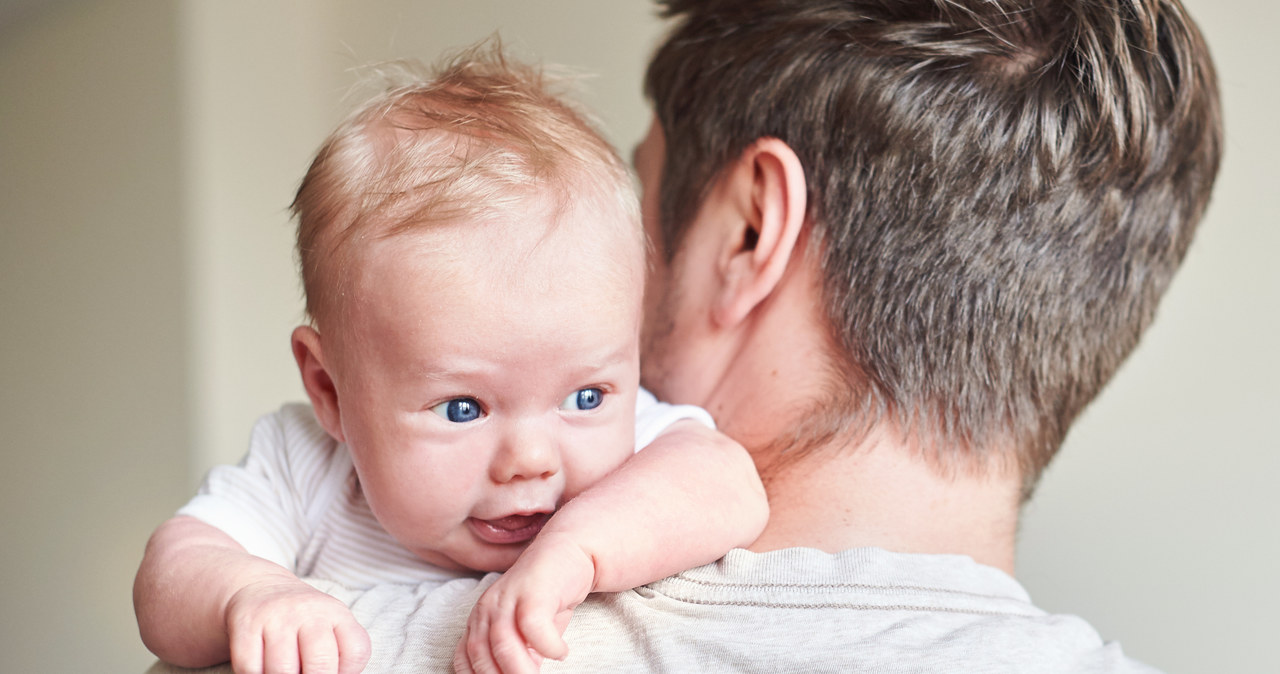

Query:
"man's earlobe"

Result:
[[714, 137, 808, 328], [291, 325, 346, 443]]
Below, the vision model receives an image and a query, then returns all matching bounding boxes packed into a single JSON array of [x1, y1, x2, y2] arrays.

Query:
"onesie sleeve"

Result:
[[633, 386, 716, 450], [176, 403, 346, 570]]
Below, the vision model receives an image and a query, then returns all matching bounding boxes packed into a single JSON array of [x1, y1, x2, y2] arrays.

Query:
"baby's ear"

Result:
[[291, 325, 346, 443]]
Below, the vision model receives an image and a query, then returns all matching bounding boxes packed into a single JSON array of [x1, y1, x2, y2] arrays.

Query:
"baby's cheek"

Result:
[[560, 409, 635, 494], [566, 447, 631, 499]]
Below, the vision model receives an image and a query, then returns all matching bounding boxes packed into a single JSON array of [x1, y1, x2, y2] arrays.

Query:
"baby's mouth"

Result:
[[467, 512, 552, 545]]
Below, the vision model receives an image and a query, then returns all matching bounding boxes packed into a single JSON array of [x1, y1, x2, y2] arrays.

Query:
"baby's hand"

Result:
[[454, 532, 595, 674], [224, 576, 371, 674]]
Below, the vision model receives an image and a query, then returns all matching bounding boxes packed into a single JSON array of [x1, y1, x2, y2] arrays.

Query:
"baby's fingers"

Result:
[[335, 620, 372, 674], [458, 618, 501, 674], [453, 634, 520, 674], [516, 603, 569, 662], [262, 627, 302, 674], [490, 631, 543, 674], [462, 610, 540, 674], [228, 629, 265, 674], [298, 623, 341, 674]]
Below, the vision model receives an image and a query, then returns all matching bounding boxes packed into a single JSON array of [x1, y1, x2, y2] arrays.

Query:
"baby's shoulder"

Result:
[[246, 402, 344, 468]]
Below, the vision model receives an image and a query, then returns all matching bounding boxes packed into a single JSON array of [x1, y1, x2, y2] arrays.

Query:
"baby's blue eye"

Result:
[[561, 388, 604, 411], [430, 398, 483, 423]]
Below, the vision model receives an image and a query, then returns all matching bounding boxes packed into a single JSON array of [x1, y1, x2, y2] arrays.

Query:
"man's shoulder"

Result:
[[548, 548, 1160, 673]]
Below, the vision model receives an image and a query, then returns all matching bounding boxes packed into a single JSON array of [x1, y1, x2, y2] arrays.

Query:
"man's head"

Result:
[[289, 45, 646, 572], [642, 0, 1221, 494]]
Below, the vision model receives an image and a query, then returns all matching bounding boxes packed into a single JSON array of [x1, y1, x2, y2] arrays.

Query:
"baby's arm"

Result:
[[134, 515, 371, 674], [457, 419, 768, 673]]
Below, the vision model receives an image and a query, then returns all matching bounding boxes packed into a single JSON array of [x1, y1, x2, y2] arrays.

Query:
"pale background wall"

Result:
[[0, 1, 1272, 672]]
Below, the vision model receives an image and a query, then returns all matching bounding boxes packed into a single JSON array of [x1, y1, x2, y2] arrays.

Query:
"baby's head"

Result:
[[289, 44, 646, 573]]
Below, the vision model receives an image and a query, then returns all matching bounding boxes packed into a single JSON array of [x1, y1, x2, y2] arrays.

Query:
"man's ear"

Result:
[[713, 137, 809, 328], [291, 325, 346, 443]]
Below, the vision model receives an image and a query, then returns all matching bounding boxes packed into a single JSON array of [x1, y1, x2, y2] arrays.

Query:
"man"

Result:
[[632, 0, 1222, 573], [153, 0, 1221, 672], [476, 0, 1217, 670]]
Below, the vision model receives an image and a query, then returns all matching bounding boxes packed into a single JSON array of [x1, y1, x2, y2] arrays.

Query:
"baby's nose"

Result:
[[490, 420, 561, 483]]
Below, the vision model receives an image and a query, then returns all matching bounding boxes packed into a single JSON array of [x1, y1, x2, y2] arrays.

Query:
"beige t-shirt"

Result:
[[149, 546, 1160, 673]]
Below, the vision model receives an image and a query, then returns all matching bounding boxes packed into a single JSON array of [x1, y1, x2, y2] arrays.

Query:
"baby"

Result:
[[133, 45, 768, 674]]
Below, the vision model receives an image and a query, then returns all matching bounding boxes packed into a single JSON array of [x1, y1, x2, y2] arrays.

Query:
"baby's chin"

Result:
[[411, 528, 543, 574], [450, 545, 529, 575]]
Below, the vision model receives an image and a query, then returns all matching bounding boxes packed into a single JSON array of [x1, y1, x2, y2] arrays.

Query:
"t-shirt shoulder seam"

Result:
[[664, 575, 1018, 603], [661, 595, 1038, 617]]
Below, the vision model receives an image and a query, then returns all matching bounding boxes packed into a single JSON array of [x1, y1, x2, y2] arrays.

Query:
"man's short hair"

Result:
[[646, 0, 1222, 494], [293, 41, 638, 329]]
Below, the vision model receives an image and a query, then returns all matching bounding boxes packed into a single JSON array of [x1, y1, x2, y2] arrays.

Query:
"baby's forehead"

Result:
[[355, 193, 644, 295]]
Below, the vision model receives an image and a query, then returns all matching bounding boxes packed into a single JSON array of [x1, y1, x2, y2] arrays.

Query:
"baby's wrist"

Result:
[[526, 530, 598, 586]]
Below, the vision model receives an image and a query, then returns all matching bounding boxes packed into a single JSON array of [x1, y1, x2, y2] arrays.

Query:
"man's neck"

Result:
[[690, 250, 1022, 575], [746, 432, 1021, 574]]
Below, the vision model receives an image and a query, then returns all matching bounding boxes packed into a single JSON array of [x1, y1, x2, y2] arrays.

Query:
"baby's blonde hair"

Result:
[[292, 41, 640, 328]]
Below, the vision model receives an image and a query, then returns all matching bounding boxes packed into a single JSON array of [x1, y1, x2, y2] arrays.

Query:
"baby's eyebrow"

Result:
[[563, 344, 637, 380], [405, 365, 474, 382]]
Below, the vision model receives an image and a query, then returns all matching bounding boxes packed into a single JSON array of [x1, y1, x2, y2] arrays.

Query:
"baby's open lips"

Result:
[[467, 511, 552, 545]]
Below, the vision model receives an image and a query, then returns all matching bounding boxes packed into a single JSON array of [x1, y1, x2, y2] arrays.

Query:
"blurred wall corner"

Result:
[[0, 0, 191, 671]]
